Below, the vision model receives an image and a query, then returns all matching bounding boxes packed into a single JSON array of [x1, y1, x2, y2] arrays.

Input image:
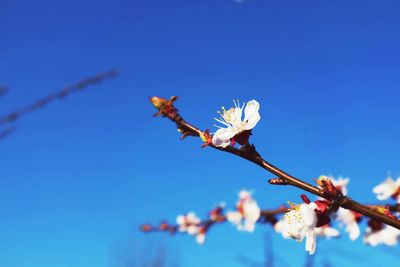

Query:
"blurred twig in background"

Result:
[[0, 69, 118, 126], [0, 85, 8, 99], [0, 69, 119, 142], [0, 126, 15, 141]]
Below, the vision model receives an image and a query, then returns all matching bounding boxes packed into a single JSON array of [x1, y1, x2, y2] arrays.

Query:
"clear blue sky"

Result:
[[1, 0, 400, 266]]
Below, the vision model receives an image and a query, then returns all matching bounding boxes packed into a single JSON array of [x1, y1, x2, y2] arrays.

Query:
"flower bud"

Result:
[[149, 96, 168, 109]]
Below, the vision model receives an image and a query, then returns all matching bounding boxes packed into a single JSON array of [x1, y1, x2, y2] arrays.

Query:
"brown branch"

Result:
[[148, 96, 400, 230]]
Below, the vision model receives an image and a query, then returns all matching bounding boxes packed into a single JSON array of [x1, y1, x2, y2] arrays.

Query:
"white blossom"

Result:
[[373, 176, 400, 203], [176, 212, 201, 234], [364, 225, 400, 246], [176, 212, 207, 245], [315, 225, 340, 238], [212, 100, 260, 148], [335, 208, 361, 241], [274, 203, 319, 255], [226, 190, 260, 232]]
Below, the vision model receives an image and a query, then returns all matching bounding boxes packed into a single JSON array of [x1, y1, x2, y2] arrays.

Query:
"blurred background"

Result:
[[1, 0, 400, 266]]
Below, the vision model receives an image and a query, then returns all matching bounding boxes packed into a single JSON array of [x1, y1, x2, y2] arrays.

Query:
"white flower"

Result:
[[373, 176, 400, 203], [324, 175, 349, 196], [335, 208, 361, 240], [274, 203, 318, 255], [176, 212, 208, 245], [364, 225, 400, 246], [176, 212, 201, 234], [226, 190, 261, 232], [314, 225, 340, 238], [212, 100, 260, 148], [196, 230, 206, 245]]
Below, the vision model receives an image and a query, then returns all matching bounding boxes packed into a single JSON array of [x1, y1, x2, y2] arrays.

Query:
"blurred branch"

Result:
[[0, 126, 15, 141], [0, 69, 119, 126], [0, 85, 8, 98]]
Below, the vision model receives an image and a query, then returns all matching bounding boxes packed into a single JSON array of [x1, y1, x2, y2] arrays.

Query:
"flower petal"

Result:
[[305, 230, 317, 255], [196, 233, 206, 244], [226, 211, 243, 225], [243, 100, 260, 130], [212, 127, 237, 148]]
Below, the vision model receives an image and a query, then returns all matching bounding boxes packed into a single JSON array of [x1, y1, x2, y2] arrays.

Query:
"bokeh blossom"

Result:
[[373, 176, 400, 203], [226, 190, 261, 232]]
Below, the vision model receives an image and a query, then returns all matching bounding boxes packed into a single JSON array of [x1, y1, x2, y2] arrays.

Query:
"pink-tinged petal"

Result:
[[212, 127, 237, 148], [239, 190, 252, 200], [243, 200, 261, 222], [305, 230, 317, 255], [196, 233, 206, 244], [243, 100, 261, 130], [176, 215, 185, 225], [226, 211, 243, 225], [274, 220, 285, 234]]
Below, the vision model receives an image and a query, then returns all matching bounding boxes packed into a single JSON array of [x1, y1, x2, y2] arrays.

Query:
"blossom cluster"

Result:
[[147, 97, 400, 255], [142, 176, 400, 255]]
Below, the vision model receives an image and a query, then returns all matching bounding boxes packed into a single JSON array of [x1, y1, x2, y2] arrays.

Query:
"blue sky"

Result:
[[1, 0, 400, 266]]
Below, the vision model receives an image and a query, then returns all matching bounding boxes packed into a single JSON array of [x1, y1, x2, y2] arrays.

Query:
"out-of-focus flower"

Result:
[[315, 225, 340, 238], [195, 226, 206, 244], [364, 219, 400, 246], [335, 208, 362, 240], [176, 212, 208, 244], [226, 190, 260, 232], [212, 100, 260, 148], [373, 176, 400, 203], [275, 203, 318, 255], [176, 212, 201, 234], [275, 196, 331, 255]]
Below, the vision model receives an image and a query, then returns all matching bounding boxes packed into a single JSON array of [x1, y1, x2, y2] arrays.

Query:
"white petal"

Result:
[[240, 220, 256, 232], [305, 230, 317, 255], [196, 233, 205, 244], [300, 204, 317, 227], [243, 100, 260, 130], [243, 200, 261, 222], [347, 222, 360, 241], [323, 227, 340, 238], [373, 177, 397, 200], [226, 211, 243, 225], [212, 127, 237, 148], [274, 220, 285, 234], [187, 225, 199, 235], [176, 215, 185, 225], [239, 190, 251, 199]]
